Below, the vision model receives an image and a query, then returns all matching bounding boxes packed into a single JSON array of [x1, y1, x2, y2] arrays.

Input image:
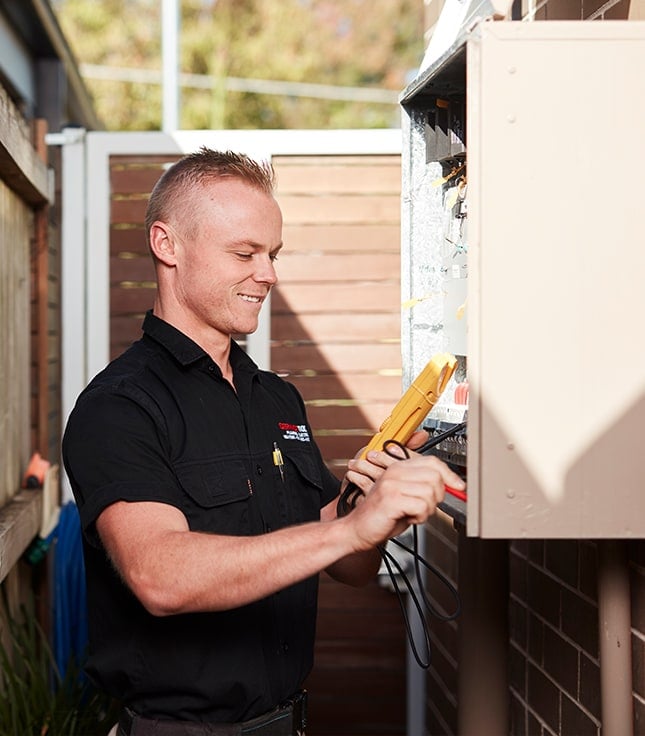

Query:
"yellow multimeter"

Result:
[[360, 352, 458, 458]]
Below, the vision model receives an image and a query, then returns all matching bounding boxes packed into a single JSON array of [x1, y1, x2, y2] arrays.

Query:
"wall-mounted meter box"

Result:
[[400, 20, 645, 539]]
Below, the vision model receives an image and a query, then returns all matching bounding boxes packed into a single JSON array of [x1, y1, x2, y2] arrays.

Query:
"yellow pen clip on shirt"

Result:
[[272, 442, 285, 482]]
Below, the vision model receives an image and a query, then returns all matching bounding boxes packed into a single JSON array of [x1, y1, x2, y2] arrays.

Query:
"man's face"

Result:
[[171, 177, 283, 340]]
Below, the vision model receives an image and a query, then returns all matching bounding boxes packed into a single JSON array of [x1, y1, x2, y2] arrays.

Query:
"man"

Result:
[[62, 148, 465, 736]]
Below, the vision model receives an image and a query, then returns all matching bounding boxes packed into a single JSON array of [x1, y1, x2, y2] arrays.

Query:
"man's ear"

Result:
[[149, 222, 178, 266]]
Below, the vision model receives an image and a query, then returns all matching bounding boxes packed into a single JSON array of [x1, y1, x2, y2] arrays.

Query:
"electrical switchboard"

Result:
[[401, 20, 645, 538]]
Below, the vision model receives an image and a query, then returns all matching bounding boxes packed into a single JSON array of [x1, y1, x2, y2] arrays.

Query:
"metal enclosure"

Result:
[[401, 20, 645, 538]]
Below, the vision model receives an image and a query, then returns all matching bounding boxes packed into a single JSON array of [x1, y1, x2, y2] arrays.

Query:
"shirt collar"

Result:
[[142, 310, 259, 377]]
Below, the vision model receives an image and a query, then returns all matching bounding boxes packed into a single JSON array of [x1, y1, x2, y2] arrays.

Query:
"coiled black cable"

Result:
[[337, 423, 466, 669]]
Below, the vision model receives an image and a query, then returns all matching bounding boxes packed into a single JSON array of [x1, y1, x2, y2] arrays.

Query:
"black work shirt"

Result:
[[62, 311, 340, 723]]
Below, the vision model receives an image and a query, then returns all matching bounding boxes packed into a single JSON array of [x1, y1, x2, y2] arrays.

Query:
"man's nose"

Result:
[[255, 255, 278, 284]]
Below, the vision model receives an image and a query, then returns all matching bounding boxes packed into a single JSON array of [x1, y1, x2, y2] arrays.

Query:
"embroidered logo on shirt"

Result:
[[278, 422, 311, 443]]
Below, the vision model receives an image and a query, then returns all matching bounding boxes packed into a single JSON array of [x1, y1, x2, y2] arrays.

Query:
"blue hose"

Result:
[[52, 501, 88, 680]]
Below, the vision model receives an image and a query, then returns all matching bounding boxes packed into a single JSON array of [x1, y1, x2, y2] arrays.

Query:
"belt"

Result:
[[118, 691, 307, 736]]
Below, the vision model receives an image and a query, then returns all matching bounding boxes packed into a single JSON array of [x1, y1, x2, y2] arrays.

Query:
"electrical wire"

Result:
[[337, 429, 466, 668], [417, 421, 467, 454], [419, 422, 468, 501]]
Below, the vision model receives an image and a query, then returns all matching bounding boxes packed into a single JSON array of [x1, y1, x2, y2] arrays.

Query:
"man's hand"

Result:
[[341, 429, 432, 501], [343, 449, 464, 552]]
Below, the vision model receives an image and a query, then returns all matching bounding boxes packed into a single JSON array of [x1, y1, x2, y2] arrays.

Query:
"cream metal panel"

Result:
[[467, 21, 645, 537]]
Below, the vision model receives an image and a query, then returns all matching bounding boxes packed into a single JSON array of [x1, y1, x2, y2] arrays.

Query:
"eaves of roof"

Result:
[[2, 0, 102, 130]]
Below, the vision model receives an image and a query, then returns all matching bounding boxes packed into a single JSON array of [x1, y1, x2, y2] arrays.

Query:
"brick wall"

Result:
[[423, 524, 645, 735], [509, 540, 602, 734]]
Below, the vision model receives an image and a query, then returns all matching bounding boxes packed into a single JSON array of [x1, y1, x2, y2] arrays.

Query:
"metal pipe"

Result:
[[406, 526, 426, 736], [598, 540, 633, 736], [162, 0, 179, 131], [457, 535, 509, 736]]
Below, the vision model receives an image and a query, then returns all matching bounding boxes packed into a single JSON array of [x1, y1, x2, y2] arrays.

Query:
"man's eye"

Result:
[[270, 253, 279, 262], [236, 253, 253, 260]]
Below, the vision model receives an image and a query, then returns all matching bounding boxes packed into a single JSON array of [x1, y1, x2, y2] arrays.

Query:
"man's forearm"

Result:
[[99, 501, 363, 616], [325, 547, 382, 587]]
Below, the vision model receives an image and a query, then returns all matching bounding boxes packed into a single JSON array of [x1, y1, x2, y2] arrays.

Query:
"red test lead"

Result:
[[445, 484, 467, 502]]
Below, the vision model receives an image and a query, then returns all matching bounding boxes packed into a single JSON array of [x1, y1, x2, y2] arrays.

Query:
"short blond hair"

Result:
[[144, 147, 276, 248]]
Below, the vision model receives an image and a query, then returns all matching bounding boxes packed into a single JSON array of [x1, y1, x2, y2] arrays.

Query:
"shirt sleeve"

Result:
[[62, 385, 181, 545]]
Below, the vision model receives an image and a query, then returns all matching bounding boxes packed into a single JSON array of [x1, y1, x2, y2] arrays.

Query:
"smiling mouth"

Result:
[[239, 294, 262, 303]]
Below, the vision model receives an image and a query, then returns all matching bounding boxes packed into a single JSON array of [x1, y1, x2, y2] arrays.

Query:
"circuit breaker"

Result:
[[401, 20, 645, 538]]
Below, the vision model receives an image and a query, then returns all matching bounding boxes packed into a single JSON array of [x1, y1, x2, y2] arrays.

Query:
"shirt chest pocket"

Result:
[[284, 448, 326, 522], [174, 458, 255, 535]]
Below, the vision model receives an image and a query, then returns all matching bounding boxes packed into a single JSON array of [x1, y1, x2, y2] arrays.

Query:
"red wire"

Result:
[[445, 485, 467, 502]]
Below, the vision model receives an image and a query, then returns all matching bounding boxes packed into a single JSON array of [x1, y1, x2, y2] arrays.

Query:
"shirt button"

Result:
[[256, 465, 263, 475]]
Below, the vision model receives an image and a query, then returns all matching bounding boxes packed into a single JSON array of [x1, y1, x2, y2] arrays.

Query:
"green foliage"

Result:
[[0, 602, 118, 736], [52, 0, 424, 131]]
